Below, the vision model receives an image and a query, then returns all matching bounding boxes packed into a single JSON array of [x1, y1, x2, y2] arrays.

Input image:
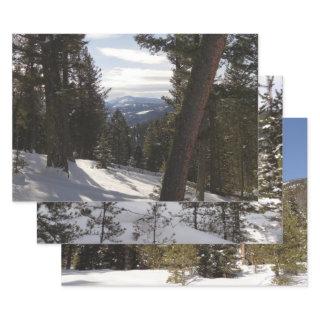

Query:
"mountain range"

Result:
[[106, 96, 174, 126]]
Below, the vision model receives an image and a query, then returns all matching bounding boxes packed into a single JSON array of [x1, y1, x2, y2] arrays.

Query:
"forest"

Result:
[[61, 178, 307, 286], [37, 200, 281, 244], [13, 34, 258, 201]]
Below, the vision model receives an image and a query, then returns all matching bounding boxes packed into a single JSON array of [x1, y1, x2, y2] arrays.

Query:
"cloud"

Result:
[[103, 67, 171, 88], [86, 34, 121, 40], [103, 67, 172, 98], [98, 47, 167, 64]]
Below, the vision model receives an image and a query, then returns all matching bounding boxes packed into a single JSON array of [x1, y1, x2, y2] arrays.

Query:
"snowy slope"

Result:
[[13, 151, 232, 202], [61, 265, 307, 287]]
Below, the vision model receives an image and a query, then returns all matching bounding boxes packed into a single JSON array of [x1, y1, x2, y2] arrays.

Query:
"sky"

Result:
[[86, 34, 172, 100], [283, 118, 307, 181]]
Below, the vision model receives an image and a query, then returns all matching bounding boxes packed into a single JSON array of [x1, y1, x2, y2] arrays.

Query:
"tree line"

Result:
[[38, 200, 272, 244]]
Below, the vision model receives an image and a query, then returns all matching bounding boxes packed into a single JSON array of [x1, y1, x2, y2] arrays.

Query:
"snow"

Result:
[[245, 211, 282, 243], [61, 265, 307, 287], [37, 202, 233, 244], [38, 201, 281, 244], [136, 110, 152, 115], [13, 151, 233, 202]]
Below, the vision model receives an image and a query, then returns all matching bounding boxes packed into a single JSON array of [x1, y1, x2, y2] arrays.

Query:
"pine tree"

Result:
[[109, 110, 131, 165], [160, 35, 227, 200], [37, 202, 84, 243], [12, 149, 26, 174], [132, 202, 173, 244], [93, 128, 112, 168], [258, 76, 283, 199], [143, 118, 172, 172], [245, 181, 307, 285], [13, 34, 45, 154], [84, 202, 125, 243], [12, 34, 109, 171], [163, 245, 198, 285], [180, 202, 202, 230], [136, 34, 258, 200], [69, 47, 109, 159], [198, 245, 240, 278], [132, 145, 144, 168], [137, 245, 164, 269]]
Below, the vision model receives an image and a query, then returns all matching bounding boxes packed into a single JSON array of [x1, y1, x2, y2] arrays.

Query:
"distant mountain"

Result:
[[106, 96, 174, 126]]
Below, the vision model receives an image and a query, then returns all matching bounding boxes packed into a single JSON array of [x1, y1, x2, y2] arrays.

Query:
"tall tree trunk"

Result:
[[239, 243, 245, 265], [232, 210, 241, 242], [153, 209, 157, 244], [41, 35, 69, 173], [195, 144, 206, 201], [100, 203, 106, 243], [238, 106, 245, 198], [65, 245, 73, 270], [124, 246, 131, 270], [222, 205, 227, 239], [193, 203, 199, 230], [160, 35, 226, 201]]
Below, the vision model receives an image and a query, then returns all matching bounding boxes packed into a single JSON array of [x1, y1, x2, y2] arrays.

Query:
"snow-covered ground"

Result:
[[38, 201, 282, 244], [13, 151, 233, 202], [245, 211, 282, 243], [61, 265, 307, 287]]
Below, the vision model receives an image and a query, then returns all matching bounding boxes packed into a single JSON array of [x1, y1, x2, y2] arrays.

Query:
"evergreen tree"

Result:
[[163, 245, 198, 285], [37, 202, 84, 243], [93, 128, 112, 168], [12, 34, 109, 171], [245, 181, 307, 285], [258, 76, 283, 199], [198, 245, 240, 278], [159, 35, 227, 200], [132, 202, 174, 244], [132, 145, 144, 168], [84, 202, 125, 243], [136, 34, 258, 200], [137, 245, 165, 269], [143, 117, 171, 172], [109, 110, 131, 165], [13, 34, 45, 153], [12, 149, 26, 174], [69, 47, 109, 159]]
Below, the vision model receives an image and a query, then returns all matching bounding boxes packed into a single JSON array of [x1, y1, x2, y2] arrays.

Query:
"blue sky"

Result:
[[283, 118, 307, 181], [86, 34, 172, 100]]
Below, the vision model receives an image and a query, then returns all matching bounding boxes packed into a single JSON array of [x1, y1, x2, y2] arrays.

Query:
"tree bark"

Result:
[[40, 35, 69, 173], [222, 205, 227, 239], [160, 34, 226, 201], [100, 203, 106, 244], [195, 143, 207, 201], [65, 245, 73, 270], [239, 243, 245, 265]]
